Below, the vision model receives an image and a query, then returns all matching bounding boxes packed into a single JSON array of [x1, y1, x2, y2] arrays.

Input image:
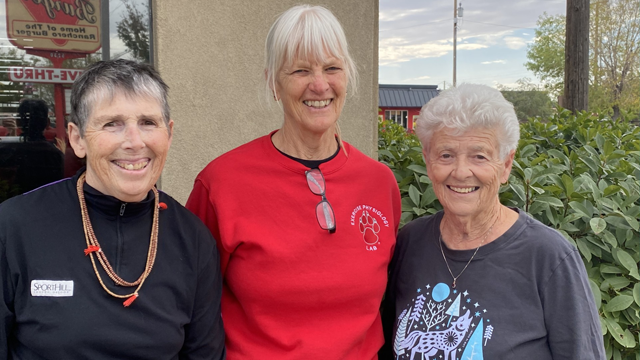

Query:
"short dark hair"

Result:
[[70, 59, 170, 135], [19, 99, 49, 141]]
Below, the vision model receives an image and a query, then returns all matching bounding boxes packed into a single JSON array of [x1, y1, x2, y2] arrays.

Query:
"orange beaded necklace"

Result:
[[76, 172, 159, 307]]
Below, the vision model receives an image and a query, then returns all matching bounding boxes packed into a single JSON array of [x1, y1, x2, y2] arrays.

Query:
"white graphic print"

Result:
[[393, 283, 493, 360], [31, 280, 74, 297], [359, 210, 380, 245], [398, 310, 472, 360], [349, 205, 390, 251]]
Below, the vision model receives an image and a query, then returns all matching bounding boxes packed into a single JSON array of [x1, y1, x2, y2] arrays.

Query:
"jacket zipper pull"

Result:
[[120, 203, 126, 216]]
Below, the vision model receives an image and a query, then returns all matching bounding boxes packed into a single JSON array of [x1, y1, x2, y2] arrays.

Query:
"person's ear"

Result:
[[167, 119, 174, 148], [68, 122, 86, 158], [265, 69, 280, 101]]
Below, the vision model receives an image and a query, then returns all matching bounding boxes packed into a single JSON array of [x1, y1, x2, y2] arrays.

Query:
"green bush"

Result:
[[378, 113, 640, 360]]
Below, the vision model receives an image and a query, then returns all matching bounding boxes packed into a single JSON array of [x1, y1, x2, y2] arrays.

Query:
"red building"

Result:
[[378, 84, 440, 131]]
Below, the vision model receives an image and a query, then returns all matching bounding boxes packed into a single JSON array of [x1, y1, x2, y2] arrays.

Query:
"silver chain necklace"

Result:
[[438, 218, 497, 289]]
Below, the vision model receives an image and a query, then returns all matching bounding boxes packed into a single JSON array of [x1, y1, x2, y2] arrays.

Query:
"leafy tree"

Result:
[[498, 78, 554, 121], [526, 0, 640, 119], [525, 13, 566, 96], [116, 0, 150, 62], [590, 0, 640, 119]]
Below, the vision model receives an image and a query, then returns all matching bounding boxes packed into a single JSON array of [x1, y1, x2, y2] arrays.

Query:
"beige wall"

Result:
[[153, 0, 379, 203]]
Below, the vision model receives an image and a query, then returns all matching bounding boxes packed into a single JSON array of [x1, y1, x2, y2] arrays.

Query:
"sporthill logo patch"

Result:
[[31, 280, 74, 297]]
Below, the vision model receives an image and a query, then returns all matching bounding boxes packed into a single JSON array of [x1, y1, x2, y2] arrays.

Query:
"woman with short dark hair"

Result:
[[0, 59, 225, 360]]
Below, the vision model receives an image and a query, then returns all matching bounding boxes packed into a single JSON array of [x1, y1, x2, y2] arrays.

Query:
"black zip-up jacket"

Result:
[[0, 171, 225, 359]]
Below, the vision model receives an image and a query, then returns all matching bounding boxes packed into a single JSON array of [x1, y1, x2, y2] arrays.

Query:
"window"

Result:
[[385, 110, 408, 129], [0, 0, 152, 203]]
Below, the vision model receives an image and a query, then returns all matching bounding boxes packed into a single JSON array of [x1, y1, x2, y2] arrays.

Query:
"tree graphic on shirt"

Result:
[[422, 300, 447, 331], [484, 325, 494, 345], [394, 307, 411, 357], [409, 294, 425, 328], [462, 318, 484, 360], [445, 294, 461, 326]]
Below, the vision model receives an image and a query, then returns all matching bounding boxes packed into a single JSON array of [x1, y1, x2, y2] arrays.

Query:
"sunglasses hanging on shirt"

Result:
[[305, 168, 336, 233]]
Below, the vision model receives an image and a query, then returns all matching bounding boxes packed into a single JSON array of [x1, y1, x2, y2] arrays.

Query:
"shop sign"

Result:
[[8, 66, 83, 84], [6, 0, 101, 53]]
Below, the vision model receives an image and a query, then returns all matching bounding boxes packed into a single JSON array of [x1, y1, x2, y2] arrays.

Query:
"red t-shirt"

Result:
[[187, 132, 401, 359]]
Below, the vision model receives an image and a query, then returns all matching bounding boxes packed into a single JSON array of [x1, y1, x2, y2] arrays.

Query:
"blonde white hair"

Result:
[[264, 4, 358, 102], [416, 83, 520, 160]]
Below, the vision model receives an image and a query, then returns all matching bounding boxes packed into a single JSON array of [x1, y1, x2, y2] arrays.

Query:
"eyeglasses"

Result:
[[305, 168, 336, 233]]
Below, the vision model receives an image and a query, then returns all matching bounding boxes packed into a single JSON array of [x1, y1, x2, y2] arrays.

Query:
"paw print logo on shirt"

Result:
[[359, 210, 381, 245]]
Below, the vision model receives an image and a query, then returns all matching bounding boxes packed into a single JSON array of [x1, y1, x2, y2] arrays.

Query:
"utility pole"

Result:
[[101, 0, 109, 61], [453, 2, 463, 87], [564, 0, 590, 112]]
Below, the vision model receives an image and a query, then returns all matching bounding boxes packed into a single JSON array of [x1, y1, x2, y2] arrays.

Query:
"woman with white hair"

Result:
[[187, 4, 401, 359], [380, 84, 604, 359]]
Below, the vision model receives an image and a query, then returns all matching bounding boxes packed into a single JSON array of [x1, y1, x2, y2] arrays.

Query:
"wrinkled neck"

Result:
[[440, 203, 507, 250], [271, 125, 337, 160]]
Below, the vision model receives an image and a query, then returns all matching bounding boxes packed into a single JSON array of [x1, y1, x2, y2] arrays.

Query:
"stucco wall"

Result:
[[153, 0, 379, 203]]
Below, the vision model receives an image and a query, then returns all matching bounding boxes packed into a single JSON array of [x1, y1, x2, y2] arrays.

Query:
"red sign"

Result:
[[8, 66, 83, 84], [6, 0, 101, 53]]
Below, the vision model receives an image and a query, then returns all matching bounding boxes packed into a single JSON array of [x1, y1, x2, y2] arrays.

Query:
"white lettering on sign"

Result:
[[31, 280, 74, 297], [8, 67, 83, 84]]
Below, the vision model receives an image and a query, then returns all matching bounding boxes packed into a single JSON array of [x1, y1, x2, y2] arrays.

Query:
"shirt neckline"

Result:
[[262, 129, 350, 175], [434, 208, 527, 261]]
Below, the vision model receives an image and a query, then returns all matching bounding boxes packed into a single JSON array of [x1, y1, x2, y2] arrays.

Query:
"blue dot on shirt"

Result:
[[432, 283, 450, 302]]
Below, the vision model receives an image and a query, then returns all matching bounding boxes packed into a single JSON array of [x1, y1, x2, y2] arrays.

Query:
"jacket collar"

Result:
[[72, 168, 155, 218]]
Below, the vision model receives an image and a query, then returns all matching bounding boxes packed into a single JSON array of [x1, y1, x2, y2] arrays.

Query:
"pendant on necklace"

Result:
[[452, 279, 456, 289]]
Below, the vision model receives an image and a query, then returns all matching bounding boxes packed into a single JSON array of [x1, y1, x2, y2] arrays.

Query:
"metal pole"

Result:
[[101, 0, 110, 60], [148, 0, 154, 65], [453, 0, 457, 87]]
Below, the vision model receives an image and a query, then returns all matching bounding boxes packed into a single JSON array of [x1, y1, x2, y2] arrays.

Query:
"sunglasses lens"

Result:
[[315, 200, 336, 231], [306, 169, 325, 195]]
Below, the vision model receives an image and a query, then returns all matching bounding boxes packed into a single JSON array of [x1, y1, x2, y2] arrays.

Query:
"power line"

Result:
[[110, 0, 125, 15], [379, 18, 448, 32], [461, 20, 537, 30], [380, 18, 538, 33]]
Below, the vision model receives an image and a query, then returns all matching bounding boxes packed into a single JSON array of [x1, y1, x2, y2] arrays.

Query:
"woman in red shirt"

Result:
[[187, 5, 401, 359]]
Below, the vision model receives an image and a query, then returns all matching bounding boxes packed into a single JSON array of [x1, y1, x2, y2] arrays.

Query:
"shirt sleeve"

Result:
[[0, 226, 15, 359], [542, 249, 606, 360], [379, 278, 397, 360], [379, 223, 408, 360], [186, 178, 230, 276], [179, 225, 226, 360]]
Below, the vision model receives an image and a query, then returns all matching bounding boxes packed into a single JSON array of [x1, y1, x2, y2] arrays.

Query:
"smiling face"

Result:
[[275, 56, 347, 135], [69, 92, 173, 203], [424, 127, 514, 221]]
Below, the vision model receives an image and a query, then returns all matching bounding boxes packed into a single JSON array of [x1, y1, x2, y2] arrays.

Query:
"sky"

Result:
[[379, 0, 567, 89], [0, 0, 567, 90]]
